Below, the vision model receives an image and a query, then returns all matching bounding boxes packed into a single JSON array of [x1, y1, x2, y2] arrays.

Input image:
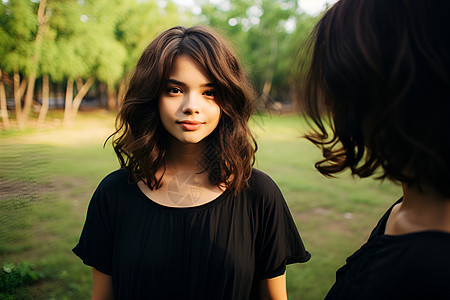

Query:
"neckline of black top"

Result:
[[378, 198, 450, 239], [132, 182, 232, 213]]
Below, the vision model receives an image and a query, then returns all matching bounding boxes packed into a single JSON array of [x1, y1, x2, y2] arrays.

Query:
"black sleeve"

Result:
[[72, 175, 116, 275], [253, 170, 311, 279]]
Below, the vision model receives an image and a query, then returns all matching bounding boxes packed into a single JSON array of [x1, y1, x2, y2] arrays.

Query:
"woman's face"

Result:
[[159, 54, 221, 144]]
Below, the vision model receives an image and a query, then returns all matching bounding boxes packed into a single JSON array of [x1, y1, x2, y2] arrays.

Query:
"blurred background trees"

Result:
[[0, 0, 319, 129]]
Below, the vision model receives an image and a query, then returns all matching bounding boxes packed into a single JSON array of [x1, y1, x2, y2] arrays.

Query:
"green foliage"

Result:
[[0, 0, 37, 73], [42, 1, 91, 80], [197, 0, 317, 102], [1, 0, 319, 112], [0, 262, 44, 296], [112, 0, 181, 75], [0, 0, 183, 108]]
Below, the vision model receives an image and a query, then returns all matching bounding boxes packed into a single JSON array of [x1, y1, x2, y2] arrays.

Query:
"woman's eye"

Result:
[[203, 90, 216, 97], [167, 87, 182, 94]]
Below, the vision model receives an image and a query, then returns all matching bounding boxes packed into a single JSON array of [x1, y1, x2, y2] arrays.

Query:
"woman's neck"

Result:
[[136, 136, 224, 208], [165, 136, 207, 174], [385, 184, 450, 235]]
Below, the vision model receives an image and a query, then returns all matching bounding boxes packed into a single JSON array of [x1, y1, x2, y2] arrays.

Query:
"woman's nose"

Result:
[[181, 92, 200, 115]]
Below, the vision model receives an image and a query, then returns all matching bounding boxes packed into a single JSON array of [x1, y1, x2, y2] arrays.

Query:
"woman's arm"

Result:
[[259, 271, 288, 300], [92, 267, 113, 300]]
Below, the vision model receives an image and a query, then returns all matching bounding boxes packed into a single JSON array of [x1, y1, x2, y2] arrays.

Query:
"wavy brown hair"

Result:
[[109, 25, 257, 194], [296, 0, 450, 197]]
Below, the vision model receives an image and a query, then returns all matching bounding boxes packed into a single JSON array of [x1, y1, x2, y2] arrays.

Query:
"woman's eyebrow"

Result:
[[167, 79, 185, 86], [167, 79, 215, 88]]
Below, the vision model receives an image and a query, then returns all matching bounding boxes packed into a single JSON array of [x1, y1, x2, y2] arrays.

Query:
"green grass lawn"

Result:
[[0, 111, 401, 299]]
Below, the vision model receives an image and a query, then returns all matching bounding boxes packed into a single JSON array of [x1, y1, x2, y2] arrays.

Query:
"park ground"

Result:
[[0, 110, 400, 299]]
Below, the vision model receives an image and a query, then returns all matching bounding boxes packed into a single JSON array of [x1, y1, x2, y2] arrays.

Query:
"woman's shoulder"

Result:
[[248, 168, 280, 191], [89, 169, 137, 209], [246, 168, 285, 204], [93, 169, 135, 197], [97, 169, 132, 187]]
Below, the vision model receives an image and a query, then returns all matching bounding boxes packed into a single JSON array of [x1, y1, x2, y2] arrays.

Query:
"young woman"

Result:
[[296, 0, 450, 299], [73, 25, 310, 299]]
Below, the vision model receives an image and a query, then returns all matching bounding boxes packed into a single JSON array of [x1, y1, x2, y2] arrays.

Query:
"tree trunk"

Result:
[[75, 77, 83, 92], [22, 72, 36, 124], [21, 0, 48, 126], [72, 77, 94, 120], [259, 32, 278, 109], [13, 70, 27, 128], [107, 82, 117, 111], [98, 82, 107, 107], [38, 74, 49, 127], [262, 81, 272, 102], [117, 78, 127, 110], [64, 77, 74, 126], [0, 69, 10, 129]]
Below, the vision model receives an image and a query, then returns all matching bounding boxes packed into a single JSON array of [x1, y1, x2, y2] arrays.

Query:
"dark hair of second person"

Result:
[[298, 0, 450, 197], [295, 0, 450, 299]]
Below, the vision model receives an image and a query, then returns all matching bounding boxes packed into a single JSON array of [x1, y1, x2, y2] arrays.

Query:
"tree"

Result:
[[0, 0, 318, 129], [0, 4, 11, 128], [113, 0, 181, 107], [0, 0, 37, 128], [0, 69, 10, 129], [81, 0, 127, 111], [198, 0, 316, 106], [42, 0, 96, 126], [21, 0, 48, 126], [37, 17, 58, 126]]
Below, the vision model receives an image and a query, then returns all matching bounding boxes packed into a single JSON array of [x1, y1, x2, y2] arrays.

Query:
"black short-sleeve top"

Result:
[[73, 168, 310, 299], [325, 199, 450, 299]]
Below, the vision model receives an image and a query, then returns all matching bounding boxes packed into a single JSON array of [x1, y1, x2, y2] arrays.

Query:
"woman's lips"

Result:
[[178, 120, 204, 131]]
